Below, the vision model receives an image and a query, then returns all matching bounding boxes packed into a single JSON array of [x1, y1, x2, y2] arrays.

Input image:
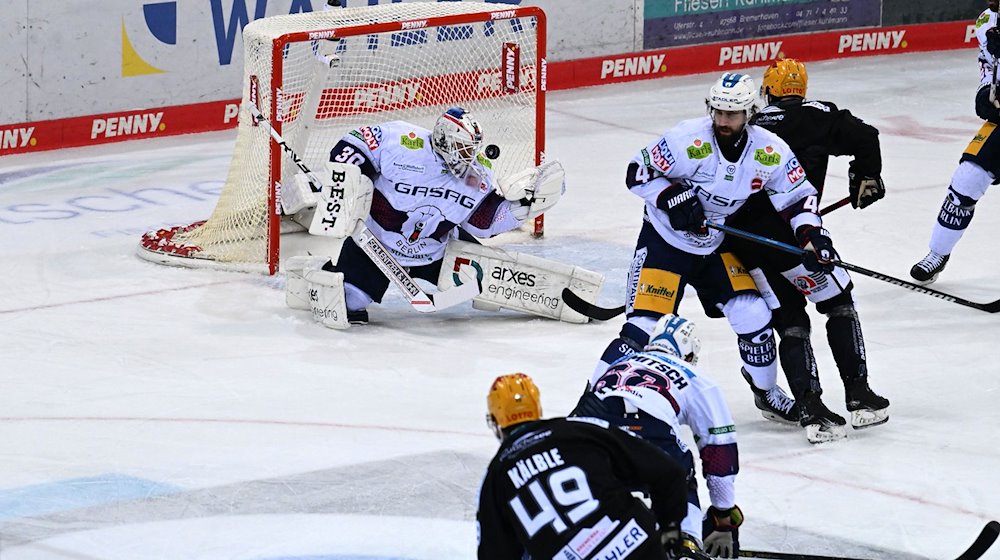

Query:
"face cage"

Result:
[[486, 412, 503, 440]]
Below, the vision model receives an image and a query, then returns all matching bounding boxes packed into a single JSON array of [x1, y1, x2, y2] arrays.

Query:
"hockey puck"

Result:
[[485, 144, 501, 160]]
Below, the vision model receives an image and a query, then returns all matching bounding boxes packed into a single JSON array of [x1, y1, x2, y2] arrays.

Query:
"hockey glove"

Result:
[[988, 27, 1000, 57], [657, 180, 706, 233], [702, 505, 744, 558], [848, 170, 885, 209], [661, 524, 713, 560], [796, 226, 838, 273]]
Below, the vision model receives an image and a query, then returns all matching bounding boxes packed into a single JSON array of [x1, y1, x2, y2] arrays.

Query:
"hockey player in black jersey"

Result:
[[724, 58, 889, 443], [476, 373, 707, 560]]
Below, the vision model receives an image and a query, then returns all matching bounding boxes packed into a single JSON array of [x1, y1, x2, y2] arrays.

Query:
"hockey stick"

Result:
[[705, 221, 1000, 313], [820, 196, 851, 216], [741, 520, 1000, 560], [249, 104, 481, 313], [561, 288, 625, 321], [739, 550, 870, 560]]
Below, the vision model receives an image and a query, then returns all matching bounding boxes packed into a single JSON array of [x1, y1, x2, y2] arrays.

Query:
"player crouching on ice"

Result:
[[283, 107, 603, 329]]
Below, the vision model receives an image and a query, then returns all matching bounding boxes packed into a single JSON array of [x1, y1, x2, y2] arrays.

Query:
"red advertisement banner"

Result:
[[0, 20, 975, 157]]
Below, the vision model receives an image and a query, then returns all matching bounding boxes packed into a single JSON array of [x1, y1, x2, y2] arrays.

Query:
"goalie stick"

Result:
[[249, 104, 482, 313], [740, 519, 1000, 560], [705, 221, 1000, 314]]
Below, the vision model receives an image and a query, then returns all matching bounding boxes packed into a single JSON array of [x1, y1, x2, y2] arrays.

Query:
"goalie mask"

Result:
[[762, 58, 808, 101], [706, 73, 760, 119], [486, 372, 542, 440], [645, 314, 701, 366], [432, 107, 484, 178]]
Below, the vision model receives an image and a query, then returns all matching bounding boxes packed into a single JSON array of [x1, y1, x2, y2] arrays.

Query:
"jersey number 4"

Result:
[[509, 466, 600, 537]]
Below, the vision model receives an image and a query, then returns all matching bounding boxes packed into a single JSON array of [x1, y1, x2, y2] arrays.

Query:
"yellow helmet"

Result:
[[486, 373, 542, 439], [762, 58, 808, 99]]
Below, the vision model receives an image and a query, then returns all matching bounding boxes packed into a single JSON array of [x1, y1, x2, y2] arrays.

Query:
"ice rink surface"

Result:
[[2, 49, 999, 559]]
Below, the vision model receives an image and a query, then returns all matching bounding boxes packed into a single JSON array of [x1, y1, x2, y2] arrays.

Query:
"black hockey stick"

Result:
[[819, 195, 851, 216], [706, 221, 1000, 313], [561, 288, 625, 321], [956, 520, 1000, 560], [741, 520, 999, 560]]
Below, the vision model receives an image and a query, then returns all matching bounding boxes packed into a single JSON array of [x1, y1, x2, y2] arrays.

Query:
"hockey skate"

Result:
[[845, 377, 890, 429], [909, 251, 949, 283], [741, 368, 799, 425], [799, 392, 847, 444]]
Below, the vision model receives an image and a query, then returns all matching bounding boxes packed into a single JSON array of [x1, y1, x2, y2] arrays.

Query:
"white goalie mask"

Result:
[[705, 72, 760, 119], [432, 107, 484, 178], [645, 314, 702, 365]]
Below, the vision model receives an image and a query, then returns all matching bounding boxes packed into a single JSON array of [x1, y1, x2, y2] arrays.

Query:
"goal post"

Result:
[[138, 3, 547, 275]]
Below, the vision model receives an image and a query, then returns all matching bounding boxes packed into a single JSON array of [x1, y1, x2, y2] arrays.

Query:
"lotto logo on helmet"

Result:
[[837, 30, 906, 54]]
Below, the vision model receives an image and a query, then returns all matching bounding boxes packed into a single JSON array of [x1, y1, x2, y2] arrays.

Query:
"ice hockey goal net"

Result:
[[138, 3, 546, 274]]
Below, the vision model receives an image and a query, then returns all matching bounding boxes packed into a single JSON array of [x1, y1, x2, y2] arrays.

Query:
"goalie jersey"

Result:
[[477, 416, 688, 560], [330, 121, 522, 267], [626, 116, 821, 255]]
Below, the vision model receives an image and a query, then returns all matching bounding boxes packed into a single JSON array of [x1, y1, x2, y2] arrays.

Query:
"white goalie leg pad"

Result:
[[304, 269, 349, 330], [284, 255, 333, 310], [437, 239, 603, 323], [308, 162, 374, 238], [498, 160, 566, 221]]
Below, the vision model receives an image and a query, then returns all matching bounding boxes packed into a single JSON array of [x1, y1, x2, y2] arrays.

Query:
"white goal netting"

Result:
[[139, 3, 544, 274]]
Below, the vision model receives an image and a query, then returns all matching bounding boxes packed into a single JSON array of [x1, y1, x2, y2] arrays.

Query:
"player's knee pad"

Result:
[[824, 302, 858, 319], [721, 293, 770, 334]]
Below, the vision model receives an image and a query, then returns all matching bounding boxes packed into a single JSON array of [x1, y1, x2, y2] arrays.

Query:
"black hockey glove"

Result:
[[796, 226, 838, 273], [702, 505, 744, 558], [661, 524, 713, 560], [987, 27, 1000, 57], [657, 180, 706, 233], [848, 170, 885, 209]]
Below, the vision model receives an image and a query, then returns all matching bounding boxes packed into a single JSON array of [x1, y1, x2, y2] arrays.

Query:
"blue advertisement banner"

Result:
[[644, 0, 883, 49]]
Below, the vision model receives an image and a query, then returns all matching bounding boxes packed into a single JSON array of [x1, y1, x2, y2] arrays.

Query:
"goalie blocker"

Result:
[[438, 240, 603, 324]]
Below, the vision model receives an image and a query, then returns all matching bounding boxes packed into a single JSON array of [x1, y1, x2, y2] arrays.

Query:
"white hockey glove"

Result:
[[498, 160, 566, 221], [702, 504, 743, 558], [281, 171, 322, 215]]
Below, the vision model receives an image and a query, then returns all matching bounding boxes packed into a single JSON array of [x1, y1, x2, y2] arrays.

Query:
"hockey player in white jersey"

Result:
[[574, 314, 743, 559], [595, 72, 837, 426], [288, 107, 570, 325], [911, 0, 1000, 282]]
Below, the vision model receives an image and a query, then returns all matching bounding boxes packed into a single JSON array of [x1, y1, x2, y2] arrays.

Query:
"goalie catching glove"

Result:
[[497, 160, 566, 221], [702, 504, 744, 558]]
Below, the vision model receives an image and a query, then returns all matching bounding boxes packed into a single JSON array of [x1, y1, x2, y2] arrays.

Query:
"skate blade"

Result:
[[805, 423, 847, 444], [759, 410, 799, 426], [851, 408, 889, 429]]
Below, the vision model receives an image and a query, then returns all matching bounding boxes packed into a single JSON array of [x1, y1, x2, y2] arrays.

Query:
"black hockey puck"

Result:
[[485, 144, 500, 159]]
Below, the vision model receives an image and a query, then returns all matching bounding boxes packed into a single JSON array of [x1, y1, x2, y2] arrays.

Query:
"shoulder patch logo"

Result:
[[400, 132, 424, 150], [754, 147, 781, 166], [686, 139, 713, 160]]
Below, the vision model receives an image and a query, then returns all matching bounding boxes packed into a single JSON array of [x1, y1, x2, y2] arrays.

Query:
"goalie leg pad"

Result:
[[284, 255, 334, 310], [308, 162, 375, 238], [304, 269, 349, 330], [437, 240, 603, 323]]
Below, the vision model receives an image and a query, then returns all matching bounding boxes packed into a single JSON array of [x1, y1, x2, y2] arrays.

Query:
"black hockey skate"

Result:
[[910, 251, 949, 283], [347, 309, 369, 325], [845, 377, 890, 429], [799, 392, 847, 444], [741, 368, 799, 425]]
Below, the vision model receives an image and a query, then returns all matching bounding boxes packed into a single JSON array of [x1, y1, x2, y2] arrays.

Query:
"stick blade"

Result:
[[955, 520, 1000, 560], [561, 288, 625, 321]]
